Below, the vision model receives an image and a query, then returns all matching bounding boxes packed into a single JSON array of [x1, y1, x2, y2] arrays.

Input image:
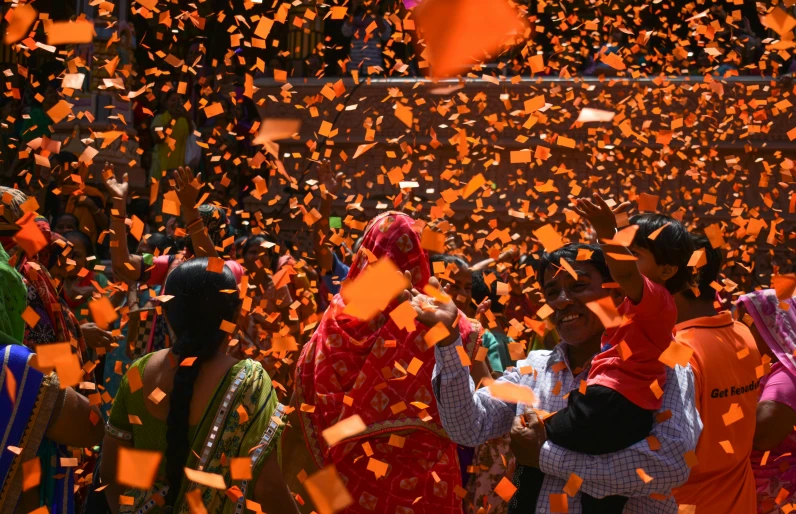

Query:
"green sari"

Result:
[[0, 245, 26, 343], [107, 355, 286, 514]]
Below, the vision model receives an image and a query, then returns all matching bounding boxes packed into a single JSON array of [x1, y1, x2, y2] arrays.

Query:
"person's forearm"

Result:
[[432, 339, 515, 447], [92, 204, 109, 232], [183, 205, 218, 258], [316, 197, 333, 272], [110, 199, 139, 282]]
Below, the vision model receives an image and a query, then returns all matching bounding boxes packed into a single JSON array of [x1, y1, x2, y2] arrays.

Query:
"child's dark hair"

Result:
[[681, 234, 722, 301], [537, 243, 611, 283], [161, 258, 241, 509], [630, 214, 695, 294], [472, 269, 505, 313]]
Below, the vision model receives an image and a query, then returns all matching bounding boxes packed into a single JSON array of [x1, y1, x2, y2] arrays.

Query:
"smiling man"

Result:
[[432, 243, 702, 513]]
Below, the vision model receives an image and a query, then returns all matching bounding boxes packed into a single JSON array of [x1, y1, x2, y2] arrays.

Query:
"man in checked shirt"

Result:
[[432, 243, 703, 513]]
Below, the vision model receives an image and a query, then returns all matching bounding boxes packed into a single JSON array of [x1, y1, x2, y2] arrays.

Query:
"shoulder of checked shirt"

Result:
[[514, 343, 591, 382]]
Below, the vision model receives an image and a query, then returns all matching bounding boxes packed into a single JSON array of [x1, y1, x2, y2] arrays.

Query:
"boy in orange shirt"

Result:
[[522, 194, 695, 513], [672, 235, 760, 513]]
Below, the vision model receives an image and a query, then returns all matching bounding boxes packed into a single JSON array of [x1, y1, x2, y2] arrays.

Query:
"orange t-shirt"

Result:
[[672, 312, 761, 514]]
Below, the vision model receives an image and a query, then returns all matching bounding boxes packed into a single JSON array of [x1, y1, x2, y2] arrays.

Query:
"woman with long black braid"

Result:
[[100, 259, 298, 514]]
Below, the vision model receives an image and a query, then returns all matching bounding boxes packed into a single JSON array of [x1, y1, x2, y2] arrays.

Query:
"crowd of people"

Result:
[[0, 154, 795, 514]]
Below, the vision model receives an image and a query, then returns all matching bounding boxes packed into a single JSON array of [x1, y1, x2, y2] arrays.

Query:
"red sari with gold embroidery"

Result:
[[295, 212, 481, 514]]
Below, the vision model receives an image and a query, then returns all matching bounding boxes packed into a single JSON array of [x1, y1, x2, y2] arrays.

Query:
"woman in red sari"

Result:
[[292, 212, 484, 514]]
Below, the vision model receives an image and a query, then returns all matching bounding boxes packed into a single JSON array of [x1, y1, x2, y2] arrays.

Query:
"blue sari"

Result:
[[0, 337, 74, 514]]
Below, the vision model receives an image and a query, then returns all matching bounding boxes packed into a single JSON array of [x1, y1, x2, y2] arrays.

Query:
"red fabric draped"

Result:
[[295, 212, 481, 514]]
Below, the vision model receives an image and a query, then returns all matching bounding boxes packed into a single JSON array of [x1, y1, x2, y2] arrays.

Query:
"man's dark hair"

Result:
[[537, 243, 611, 283], [472, 269, 505, 313], [630, 214, 695, 294], [681, 234, 722, 301]]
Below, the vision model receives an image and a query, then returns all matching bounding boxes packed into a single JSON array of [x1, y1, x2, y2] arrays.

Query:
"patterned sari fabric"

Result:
[[1, 216, 89, 365], [108, 357, 285, 514], [738, 290, 796, 512], [464, 436, 515, 514], [0, 245, 26, 342], [295, 212, 482, 514]]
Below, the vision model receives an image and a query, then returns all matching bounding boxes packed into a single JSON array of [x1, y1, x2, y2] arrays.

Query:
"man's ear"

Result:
[[609, 287, 625, 305], [659, 264, 679, 283]]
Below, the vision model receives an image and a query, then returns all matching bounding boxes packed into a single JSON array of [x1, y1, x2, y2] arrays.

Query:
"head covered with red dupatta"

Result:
[[295, 211, 481, 472]]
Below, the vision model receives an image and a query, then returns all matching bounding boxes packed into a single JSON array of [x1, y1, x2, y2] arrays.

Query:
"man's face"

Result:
[[543, 260, 614, 346]]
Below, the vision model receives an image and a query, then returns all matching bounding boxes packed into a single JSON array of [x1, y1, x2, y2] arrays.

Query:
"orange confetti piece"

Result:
[[47, 20, 95, 45], [388, 434, 406, 448], [21, 306, 40, 328], [533, 224, 564, 253], [389, 301, 418, 332], [773, 274, 796, 300], [563, 473, 582, 497], [494, 477, 517, 502], [549, 493, 568, 512], [148, 387, 166, 405], [585, 296, 622, 329], [423, 322, 451, 348], [219, 320, 236, 334], [13, 213, 48, 258], [414, 0, 527, 78], [117, 448, 161, 490], [23, 458, 41, 491], [636, 468, 653, 483], [342, 258, 408, 321], [89, 297, 118, 330], [722, 403, 744, 426], [366, 458, 389, 479], [126, 366, 143, 393], [658, 341, 694, 368], [185, 489, 207, 514], [321, 415, 366, 447], [719, 440, 734, 454], [650, 380, 664, 400], [303, 465, 353, 514], [184, 468, 227, 489], [4, 4, 37, 45], [230, 457, 252, 480], [488, 381, 536, 405], [462, 173, 486, 199]]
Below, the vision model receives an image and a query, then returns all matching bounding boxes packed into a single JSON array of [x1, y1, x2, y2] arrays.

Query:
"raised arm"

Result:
[[536, 365, 702, 498], [573, 193, 644, 303], [314, 160, 342, 274], [406, 275, 517, 446], [173, 167, 218, 259], [104, 164, 142, 283]]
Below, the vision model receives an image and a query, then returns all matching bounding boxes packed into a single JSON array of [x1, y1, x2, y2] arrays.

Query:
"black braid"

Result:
[[160, 258, 241, 509]]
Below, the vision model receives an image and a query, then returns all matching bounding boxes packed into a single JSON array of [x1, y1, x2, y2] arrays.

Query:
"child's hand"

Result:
[[573, 193, 631, 242]]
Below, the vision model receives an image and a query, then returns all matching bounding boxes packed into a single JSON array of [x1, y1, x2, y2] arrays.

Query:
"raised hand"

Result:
[[572, 193, 631, 242], [401, 272, 460, 346], [173, 166, 201, 212], [318, 159, 343, 198], [103, 163, 128, 201]]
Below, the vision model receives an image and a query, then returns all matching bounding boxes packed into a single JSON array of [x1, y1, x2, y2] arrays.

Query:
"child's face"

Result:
[[629, 244, 669, 287]]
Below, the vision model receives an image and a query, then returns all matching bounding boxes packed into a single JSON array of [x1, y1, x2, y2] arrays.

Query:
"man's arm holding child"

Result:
[[529, 365, 702, 498]]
